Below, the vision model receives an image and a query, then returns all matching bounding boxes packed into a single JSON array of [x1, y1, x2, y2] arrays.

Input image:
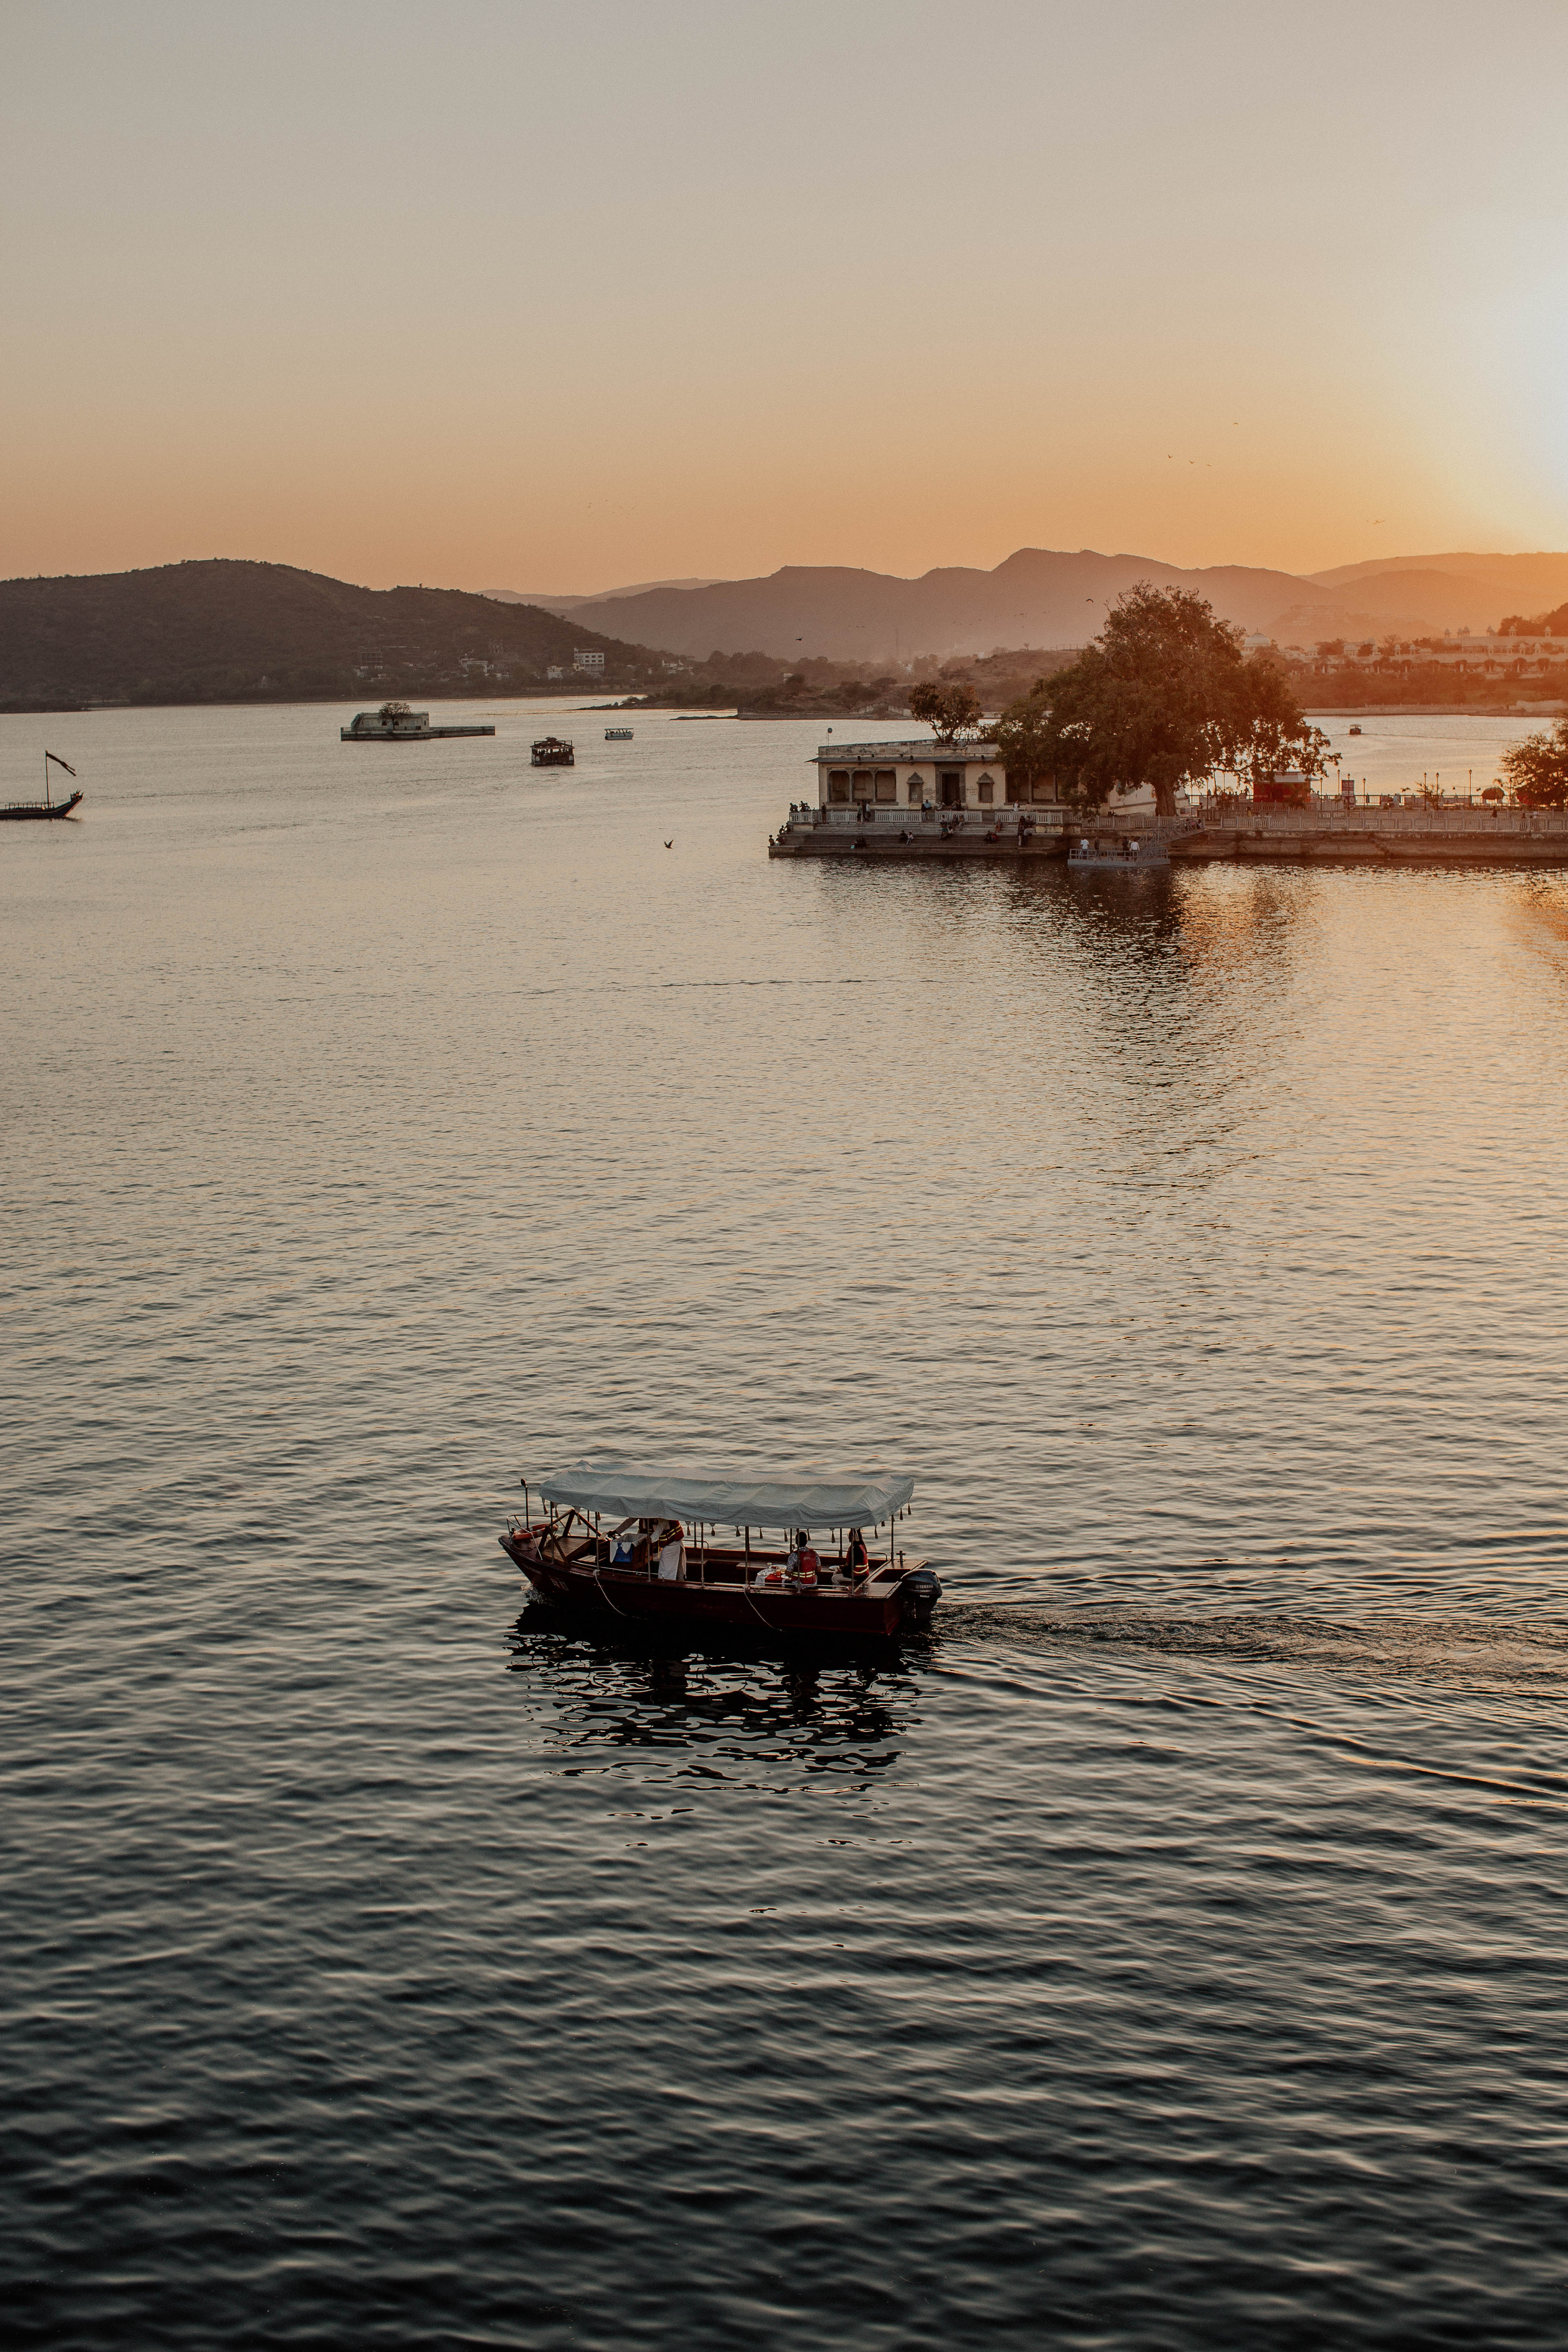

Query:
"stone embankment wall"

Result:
[[769, 806, 1073, 861], [1171, 807, 1568, 865], [768, 802, 1568, 868]]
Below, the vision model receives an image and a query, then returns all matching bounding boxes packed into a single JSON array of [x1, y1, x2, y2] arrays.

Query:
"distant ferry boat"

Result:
[[341, 702, 494, 741], [531, 736, 575, 766], [605, 727, 633, 740]]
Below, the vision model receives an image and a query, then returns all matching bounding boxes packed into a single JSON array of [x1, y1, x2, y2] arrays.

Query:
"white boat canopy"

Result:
[[535, 1462, 915, 1531]]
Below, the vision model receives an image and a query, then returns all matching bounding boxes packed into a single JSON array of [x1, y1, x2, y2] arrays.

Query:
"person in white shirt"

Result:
[[657, 1520, 686, 1581]]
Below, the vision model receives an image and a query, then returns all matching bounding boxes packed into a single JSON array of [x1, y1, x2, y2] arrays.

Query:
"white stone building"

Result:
[[811, 738, 1185, 821], [815, 738, 1066, 812]]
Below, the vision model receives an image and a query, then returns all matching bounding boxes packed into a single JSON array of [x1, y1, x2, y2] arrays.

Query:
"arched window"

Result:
[[829, 768, 850, 804], [977, 774, 994, 803], [906, 775, 923, 804]]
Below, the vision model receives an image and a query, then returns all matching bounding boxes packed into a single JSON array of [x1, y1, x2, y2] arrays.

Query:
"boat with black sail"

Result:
[[2, 750, 82, 822], [501, 1461, 940, 1637]]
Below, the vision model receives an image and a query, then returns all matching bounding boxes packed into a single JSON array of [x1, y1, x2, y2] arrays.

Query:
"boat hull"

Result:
[[501, 1532, 918, 1637], [0, 791, 82, 822]]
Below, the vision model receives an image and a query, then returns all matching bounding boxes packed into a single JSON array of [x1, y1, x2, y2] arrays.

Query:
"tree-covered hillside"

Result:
[[0, 559, 661, 710]]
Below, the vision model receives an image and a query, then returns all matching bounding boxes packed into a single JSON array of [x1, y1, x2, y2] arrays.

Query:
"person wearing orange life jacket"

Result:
[[796, 1539, 820, 1586], [844, 1528, 870, 1582]]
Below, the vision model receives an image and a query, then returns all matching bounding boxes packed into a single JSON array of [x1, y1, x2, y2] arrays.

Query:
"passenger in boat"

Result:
[[785, 1532, 802, 1579], [797, 1541, 820, 1586], [844, 1528, 870, 1581], [608, 1519, 638, 1566], [657, 1520, 686, 1581]]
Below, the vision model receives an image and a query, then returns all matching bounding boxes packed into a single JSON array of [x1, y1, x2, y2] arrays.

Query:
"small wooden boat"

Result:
[[604, 727, 633, 740], [531, 736, 575, 766], [500, 1461, 939, 1638], [1067, 838, 1167, 870], [1, 751, 82, 821]]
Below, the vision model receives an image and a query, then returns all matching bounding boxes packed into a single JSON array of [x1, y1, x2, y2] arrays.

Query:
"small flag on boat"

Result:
[[45, 751, 76, 777]]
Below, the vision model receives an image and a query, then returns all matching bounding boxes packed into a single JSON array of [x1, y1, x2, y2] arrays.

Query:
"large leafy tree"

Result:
[[1501, 719, 1568, 808], [997, 583, 1330, 818], [909, 680, 984, 742]]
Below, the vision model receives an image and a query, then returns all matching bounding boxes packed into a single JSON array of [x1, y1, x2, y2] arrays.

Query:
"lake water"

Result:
[[6, 701, 1568, 2348]]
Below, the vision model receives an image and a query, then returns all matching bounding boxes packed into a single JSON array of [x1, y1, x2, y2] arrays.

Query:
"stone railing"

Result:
[[1190, 804, 1568, 837]]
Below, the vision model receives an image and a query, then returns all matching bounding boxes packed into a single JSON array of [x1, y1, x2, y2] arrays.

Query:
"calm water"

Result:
[[6, 701, 1568, 2347]]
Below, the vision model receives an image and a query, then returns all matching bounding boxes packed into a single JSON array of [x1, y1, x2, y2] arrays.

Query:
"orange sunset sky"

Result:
[[5, 0, 1568, 595]]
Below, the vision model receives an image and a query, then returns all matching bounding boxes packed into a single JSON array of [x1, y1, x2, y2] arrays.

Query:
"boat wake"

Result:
[[945, 1601, 1568, 1707]]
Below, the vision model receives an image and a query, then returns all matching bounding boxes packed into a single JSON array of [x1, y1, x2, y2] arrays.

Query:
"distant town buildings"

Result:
[[573, 648, 605, 673], [1252, 630, 1566, 678]]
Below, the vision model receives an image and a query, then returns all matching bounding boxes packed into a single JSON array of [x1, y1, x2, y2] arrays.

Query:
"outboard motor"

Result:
[[899, 1567, 942, 1631]]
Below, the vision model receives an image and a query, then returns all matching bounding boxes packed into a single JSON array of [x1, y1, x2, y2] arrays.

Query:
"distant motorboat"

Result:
[[1348, 724, 1362, 735], [1, 749, 82, 822], [531, 736, 575, 766], [605, 727, 633, 740]]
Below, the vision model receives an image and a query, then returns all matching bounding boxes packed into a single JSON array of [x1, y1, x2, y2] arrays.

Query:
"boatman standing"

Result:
[[657, 1521, 686, 1581]]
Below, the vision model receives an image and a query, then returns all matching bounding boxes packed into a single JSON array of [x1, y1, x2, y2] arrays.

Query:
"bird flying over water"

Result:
[[664, 838, 673, 848]]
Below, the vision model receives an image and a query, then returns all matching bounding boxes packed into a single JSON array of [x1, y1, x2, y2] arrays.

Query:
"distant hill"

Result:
[[1302, 552, 1568, 629], [552, 545, 1568, 662], [0, 559, 660, 710], [565, 548, 1332, 664], [482, 577, 725, 613], [14, 548, 1566, 711]]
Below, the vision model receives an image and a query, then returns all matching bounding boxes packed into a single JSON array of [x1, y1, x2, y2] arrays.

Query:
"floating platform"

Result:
[[341, 708, 493, 741]]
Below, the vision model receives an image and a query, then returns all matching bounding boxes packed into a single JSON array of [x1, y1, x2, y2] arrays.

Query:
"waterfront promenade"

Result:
[[770, 799, 1568, 868], [1170, 804, 1568, 866]]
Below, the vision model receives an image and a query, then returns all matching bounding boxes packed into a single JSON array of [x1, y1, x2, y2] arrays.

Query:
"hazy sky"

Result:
[[6, 0, 1568, 591]]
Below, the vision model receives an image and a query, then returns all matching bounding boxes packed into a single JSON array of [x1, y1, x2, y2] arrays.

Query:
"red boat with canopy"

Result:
[[501, 1461, 939, 1636]]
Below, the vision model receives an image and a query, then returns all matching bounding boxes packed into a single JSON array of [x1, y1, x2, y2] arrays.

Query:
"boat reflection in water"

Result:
[[506, 1611, 922, 1781]]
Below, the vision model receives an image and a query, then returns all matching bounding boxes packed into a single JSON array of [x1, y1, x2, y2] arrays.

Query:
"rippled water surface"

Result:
[[6, 702, 1568, 2346]]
